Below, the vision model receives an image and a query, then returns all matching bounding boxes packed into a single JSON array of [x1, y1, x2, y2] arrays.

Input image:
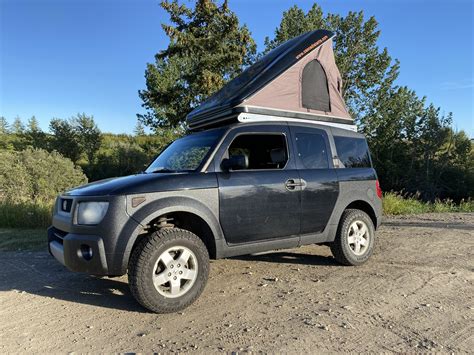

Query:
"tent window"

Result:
[[302, 60, 330, 112]]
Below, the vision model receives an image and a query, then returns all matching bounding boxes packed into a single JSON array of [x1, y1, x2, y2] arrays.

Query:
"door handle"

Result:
[[285, 179, 301, 191], [300, 178, 307, 190]]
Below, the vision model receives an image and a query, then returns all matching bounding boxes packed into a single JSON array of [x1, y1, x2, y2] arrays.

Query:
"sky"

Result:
[[1, 0, 473, 136]]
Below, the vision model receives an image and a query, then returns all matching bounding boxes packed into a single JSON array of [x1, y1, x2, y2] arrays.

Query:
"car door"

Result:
[[215, 124, 301, 244], [289, 125, 339, 234]]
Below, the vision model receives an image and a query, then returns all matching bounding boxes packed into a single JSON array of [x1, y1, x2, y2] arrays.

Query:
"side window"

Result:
[[295, 132, 329, 169], [227, 134, 288, 170], [334, 136, 371, 168]]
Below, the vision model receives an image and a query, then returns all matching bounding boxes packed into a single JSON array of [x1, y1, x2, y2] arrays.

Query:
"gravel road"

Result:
[[1, 213, 473, 353]]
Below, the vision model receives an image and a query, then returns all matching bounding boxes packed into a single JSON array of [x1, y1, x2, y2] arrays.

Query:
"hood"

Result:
[[64, 172, 218, 196]]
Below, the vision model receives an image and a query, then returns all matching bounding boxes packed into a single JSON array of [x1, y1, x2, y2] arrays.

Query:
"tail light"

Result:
[[376, 180, 383, 199]]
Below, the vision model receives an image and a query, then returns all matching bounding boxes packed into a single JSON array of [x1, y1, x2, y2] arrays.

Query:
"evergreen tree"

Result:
[[11, 116, 25, 135], [0, 116, 9, 134], [24, 116, 48, 149], [138, 0, 256, 129], [134, 120, 146, 136], [27, 116, 40, 132]]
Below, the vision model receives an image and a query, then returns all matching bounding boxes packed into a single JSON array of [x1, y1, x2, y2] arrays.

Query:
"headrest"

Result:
[[270, 148, 287, 164]]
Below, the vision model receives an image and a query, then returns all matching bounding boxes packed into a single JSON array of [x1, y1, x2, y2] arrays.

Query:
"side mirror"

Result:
[[221, 155, 249, 171]]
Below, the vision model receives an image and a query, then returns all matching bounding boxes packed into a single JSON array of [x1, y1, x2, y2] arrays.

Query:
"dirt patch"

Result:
[[1, 213, 473, 352]]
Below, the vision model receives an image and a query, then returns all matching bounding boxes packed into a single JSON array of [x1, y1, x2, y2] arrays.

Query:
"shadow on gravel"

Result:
[[0, 252, 147, 313], [233, 251, 339, 266]]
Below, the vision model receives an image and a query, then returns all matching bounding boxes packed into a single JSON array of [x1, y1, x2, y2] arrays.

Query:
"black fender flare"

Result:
[[325, 189, 380, 243], [116, 196, 224, 274]]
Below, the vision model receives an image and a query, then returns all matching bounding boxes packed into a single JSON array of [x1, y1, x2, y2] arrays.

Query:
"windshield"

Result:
[[145, 129, 224, 173]]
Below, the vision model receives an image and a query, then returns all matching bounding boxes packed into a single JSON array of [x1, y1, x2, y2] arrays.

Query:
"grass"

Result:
[[0, 228, 46, 251], [383, 192, 474, 215], [0, 201, 53, 228]]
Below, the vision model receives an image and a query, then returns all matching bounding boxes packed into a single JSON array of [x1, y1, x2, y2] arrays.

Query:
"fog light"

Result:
[[79, 244, 93, 261]]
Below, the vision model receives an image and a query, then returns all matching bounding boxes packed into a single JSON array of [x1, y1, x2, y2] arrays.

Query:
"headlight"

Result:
[[76, 202, 109, 225]]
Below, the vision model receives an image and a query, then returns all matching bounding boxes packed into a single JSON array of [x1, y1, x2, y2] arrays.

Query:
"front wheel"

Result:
[[128, 228, 209, 313], [330, 209, 375, 266]]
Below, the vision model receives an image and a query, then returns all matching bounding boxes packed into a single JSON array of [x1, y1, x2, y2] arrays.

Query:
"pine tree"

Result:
[[0, 116, 9, 134], [27, 116, 40, 132], [11, 116, 25, 135], [138, 0, 256, 129], [134, 120, 146, 136], [25, 115, 47, 149]]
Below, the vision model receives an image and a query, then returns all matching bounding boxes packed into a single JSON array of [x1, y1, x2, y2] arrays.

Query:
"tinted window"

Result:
[[227, 134, 288, 170], [145, 129, 223, 172], [334, 136, 371, 168], [302, 60, 330, 112], [295, 132, 329, 169]]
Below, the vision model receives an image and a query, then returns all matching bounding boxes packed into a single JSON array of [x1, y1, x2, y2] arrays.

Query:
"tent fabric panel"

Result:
[[301, 59, 330, 112], [187, 30, 334, 124], [244, 38, 351, 120], [315, 39, 348, 118]]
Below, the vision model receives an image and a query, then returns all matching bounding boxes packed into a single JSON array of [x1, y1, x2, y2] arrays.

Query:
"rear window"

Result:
[[334, 136, 371, 168]]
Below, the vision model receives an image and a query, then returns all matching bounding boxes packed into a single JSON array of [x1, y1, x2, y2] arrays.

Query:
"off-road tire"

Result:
[[330, 209, 375, 266], [128, 228, 209, 313]]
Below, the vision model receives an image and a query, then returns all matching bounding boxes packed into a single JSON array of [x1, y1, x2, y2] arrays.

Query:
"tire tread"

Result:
[[330, 209, 375, 266], [128, 228, 209, 313]]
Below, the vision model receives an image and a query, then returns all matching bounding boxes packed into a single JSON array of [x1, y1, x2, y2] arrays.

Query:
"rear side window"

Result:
[[334, 136, 371, 168], [228, 134, 288, 169], [295, 132, 329, 169]]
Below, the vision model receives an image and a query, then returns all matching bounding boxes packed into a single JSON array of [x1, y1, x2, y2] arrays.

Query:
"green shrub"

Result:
[[0, 201, 53, 228], [383, 192, 474, 215], [383, 192, 428, 215], [0, 148, 86, 228], [85, 141, 150, 181], [0, 148, 87, 204], [458, 199, 474, 212]]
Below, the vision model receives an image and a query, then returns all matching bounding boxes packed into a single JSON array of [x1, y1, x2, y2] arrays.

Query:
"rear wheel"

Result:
[[128, 228, 209, 313], [330, 209, 375, 266]]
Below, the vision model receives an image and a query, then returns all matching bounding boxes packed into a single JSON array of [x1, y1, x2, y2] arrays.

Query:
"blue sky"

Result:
[[1, 0, 473, 136]]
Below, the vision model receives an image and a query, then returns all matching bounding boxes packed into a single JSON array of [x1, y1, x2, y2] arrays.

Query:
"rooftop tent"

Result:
[[186, 29, 352, 130]]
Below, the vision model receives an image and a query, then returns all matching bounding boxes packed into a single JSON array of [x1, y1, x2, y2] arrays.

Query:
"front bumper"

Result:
[[48, 227, 108, 274], [47, 195, 142, 276]]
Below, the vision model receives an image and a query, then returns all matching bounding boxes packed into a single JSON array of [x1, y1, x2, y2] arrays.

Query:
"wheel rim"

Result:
[[347, 220, 370, 256], [152, 246, 198, 299]]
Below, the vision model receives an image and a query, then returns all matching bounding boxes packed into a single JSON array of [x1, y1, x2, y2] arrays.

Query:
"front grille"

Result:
[[60, 198, 73, 213]]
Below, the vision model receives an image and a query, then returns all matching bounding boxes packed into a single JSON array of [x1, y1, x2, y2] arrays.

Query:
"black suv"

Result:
[[48, 120, 382, 313]]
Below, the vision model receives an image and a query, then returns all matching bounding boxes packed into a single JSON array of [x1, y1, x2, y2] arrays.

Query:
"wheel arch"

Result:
[[118, 196, 224, 275], [342, 200, 378, 230]]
